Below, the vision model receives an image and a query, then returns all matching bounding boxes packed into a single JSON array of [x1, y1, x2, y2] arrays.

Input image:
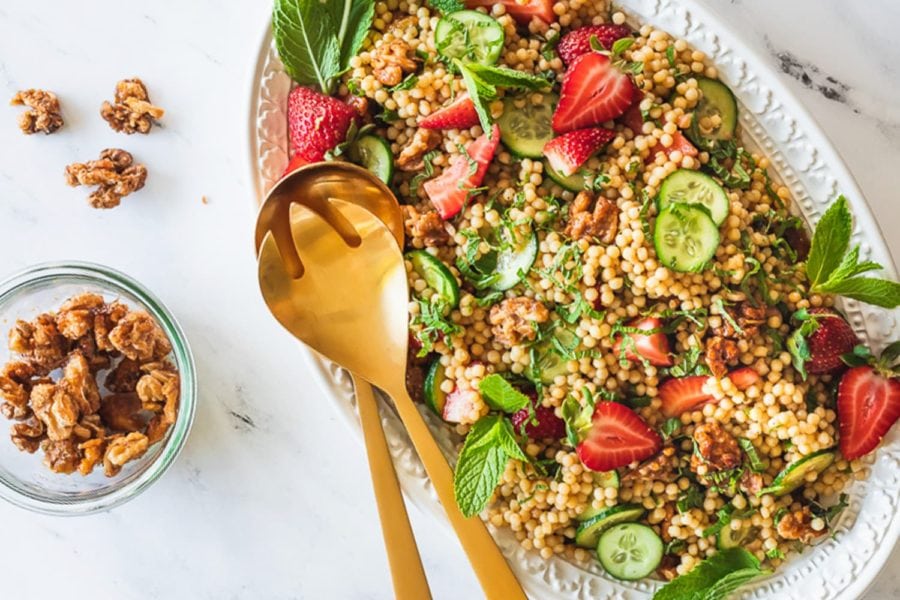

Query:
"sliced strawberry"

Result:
[[282, 154, 309, 177], [838, 366, 900, 460], [620, 101, 645, 136], [420, 93, 479, 130], [659, 375, 711, 418], [557, 24, 633, 66], [287, 86, 356, 162], [552, 53, 635, 133], [511, 403, 566, 440], [729, 367, 761, 391], [804, 308, 860, 375], [576, 402, 662, 472], [645, 131, 698, 164], [543, 128, 615, 176], [442, 388, 480, 424], [611, 316, 673, 367], [466, 0, 555, 24], [423, 124, 500, 219]]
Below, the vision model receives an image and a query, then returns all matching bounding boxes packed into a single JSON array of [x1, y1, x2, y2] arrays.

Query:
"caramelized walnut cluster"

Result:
[[10, 89, 64, 134], [64, 148, 147, 209], [100, 78, 164, 134], [0, 294, 179, 476], [565, 191, 619, 244]]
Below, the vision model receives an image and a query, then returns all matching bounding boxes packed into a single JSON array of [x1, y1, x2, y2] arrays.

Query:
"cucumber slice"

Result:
[[531, 326, 578, 384], [687, 77, 738, 150], [597, 523, 663, 580], [435, 10, 504, 66], [544, 159, 586, 192], [349, 134, 394, 184], [406, 250, 460, 308], [423, 360, 448, 416], [491, 227, 538, 291], [658, 169, 729, 225], [576, 503, 644, 547], [498, 94, 557, 158], [717, 520, 752, 550], [760, 449, 836, 497], [594, 470, 620, 489], [653, 203, 720, 273]]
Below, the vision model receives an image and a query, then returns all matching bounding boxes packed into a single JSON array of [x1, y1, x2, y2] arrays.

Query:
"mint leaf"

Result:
[[463, 63, 551, 91], [654, 548, 769, 600], [427, 0, 464, 14], [676, 484, 703, 513], [611, 37, 635, 57], [765, 547, 785, 560], [660, 417, 681, 440], [823, 245, 882, 284], [738, 437, 768, 472], [457, 60, 496, 133], [701, 504, 735, 538], [498, 417, 529, 461], [807, 196, 852, 287], [816, 276, 900, 309], [273, 0, 342, 92], [389, 73, 419, 92], [329, 0, 375, 72], [699, 566, 771, 600], [479, 374, 530, 413], [453, 415, 507, 516]]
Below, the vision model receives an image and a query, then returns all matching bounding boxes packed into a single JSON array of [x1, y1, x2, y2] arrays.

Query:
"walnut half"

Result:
[[100, 78, 164, 134], [10, 89, 63, 134], [65, 148, 147, 209]]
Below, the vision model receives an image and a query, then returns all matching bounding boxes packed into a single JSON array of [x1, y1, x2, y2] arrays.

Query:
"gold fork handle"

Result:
[[354, 375, 433, 600], [384, 382, 528, 600]]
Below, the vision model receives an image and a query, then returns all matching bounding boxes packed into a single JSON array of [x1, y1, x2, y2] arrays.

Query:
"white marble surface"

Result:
[[0, 0, 898, 598]]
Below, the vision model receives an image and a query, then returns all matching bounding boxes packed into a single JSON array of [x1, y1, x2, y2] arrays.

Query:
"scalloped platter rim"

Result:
[[246, 0, 900, 597]]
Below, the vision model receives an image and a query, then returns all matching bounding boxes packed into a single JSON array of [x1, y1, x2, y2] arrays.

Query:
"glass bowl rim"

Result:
[[0, 261, 197, 516]]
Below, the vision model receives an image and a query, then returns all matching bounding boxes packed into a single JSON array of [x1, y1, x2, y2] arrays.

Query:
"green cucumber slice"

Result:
[[593, 470, 620, 489], [597, 523, 663, 580], [575, 503, 645, 548], [717, 520, 752, 550], [760, 449, 836, 497], [687, 77, 738, 150], [653, 203, 720, 273], [435, 10, 504, 66], [406, 250, 460, 308], [423, 361, 448, 415], [491, 227, 538, 291], [544, 159, 586, 192], [498, 94, 557, 158], [658, 169, 729, 225], [349, 134, 394, 184], [531, 326, 578, 384]]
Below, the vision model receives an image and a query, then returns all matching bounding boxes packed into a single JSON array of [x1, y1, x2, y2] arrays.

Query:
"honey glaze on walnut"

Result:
[[0, 293, 180, 476]]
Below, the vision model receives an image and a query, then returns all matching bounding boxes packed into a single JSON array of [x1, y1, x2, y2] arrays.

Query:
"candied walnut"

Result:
[[100, 78, 164, 134], [402, 204, 450, 247], [0, 361, 36, 406], [78, 437, 107, 476], [777, 506, 826, 544], [108, 311, 172, 361], [718, 302, 767, 339], [657, 503, 677, 542], [31, 382, 81, 441], [396, 128, 441, 172], [99, 393, 146, 432], [103, 432, 149, 477], [10, 417, 44, 453], [94, 301, 129, 351], [136, 362, 179, 423], [489, 297, 550, 347], [56, 293, 104, 340], [64, 148, 147, 209], [59, 353, 101, 416], [623, 445, 677, 483], [72, 413, 105, 441], [370, 39, 417, 86], [565, 191, 619, 244], [75, 334, 111, 372], [704, 335, 740, 378], [1, 402, 31, 420], [42, 439, 81, 474], [690, 421, 742, 474], [145, 413, 171, 445], [346, 95, 370, 122], [105, 358, 142, 393], [8, 315, 69, 372], [739, 470, 764, 496], [10, 89, 63, 134], [657, 554, 679, 581]]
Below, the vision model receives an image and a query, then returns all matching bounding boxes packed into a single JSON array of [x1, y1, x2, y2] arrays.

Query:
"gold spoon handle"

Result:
[[384, 382, 528, 600], [354, 375, 433, 600]]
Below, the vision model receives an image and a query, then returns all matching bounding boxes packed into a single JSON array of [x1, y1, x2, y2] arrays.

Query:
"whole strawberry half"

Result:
[[659, 367, 760, 417], [576, 401, 661, 472], [789, 308, 859, 377], [420, 93, 479, 130], [511, 402, 566, 441], [552, 53, 636, 133], [423, 124, 500, 219], [838, 366, 900, 460], [543, 127, 616, 176], [611, 316, 673, 367], [557, 24, 633, 66], [287, 86, 356, 162]]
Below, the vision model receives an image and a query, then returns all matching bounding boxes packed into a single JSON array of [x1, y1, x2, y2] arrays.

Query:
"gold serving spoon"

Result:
[[255, 162, 526, 600]]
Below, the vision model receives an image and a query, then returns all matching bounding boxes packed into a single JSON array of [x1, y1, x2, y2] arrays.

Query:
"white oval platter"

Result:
[[246, 0, 900, 597]]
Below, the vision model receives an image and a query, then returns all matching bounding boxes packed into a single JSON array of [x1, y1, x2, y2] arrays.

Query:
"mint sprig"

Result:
[[806, 195, 900, 308], [653, 547, 771, 600], [454, 60, 551, 134], [478, 374, 530, 413]]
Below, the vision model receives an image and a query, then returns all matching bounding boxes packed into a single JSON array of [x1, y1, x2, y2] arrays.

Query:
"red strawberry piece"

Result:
[[611, 316, 673, 367], [442, 388, 479, 423], [423, 124, 500, 219], [659, 375, 712, 418], [420, 93, 480, 130], [645, 131, 698, 164], [552, 53, 636, 133], [620, 101, 645, 136], [803, 308, 860, 375], [729, 367, 761, 391], [543, 128, 616, 176], [282, 154, 309, 177], [576, 402, 662, 471], [466, 0, 555, 24], [287, 86, 356, 162], [557, 24, 633, 66], [511, 403, 566, 440], [838, 366, 900, 460]]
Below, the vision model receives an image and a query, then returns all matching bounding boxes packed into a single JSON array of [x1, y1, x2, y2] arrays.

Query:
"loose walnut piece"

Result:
[[11, 417, 44, 453], [9, 315, 69, 373], [105, 358, 143, 393], [777, 506, 827, 544], [136, 362, 179, 423], [717, 301, 767, 339], [103, 432, 149, 477], [623, 445, 678, 483], [10, 89, 63, 134], [704, 335, 740, 378], [0, 361, 36, 407], [42, 439, 81, 474], [94, 301, 129, 351], [690, 421, 742, 474], [109, 311, 172, 361], [99, 393, 146, 433], [78, 437, 107, 476], [489, 297, 550, 347], [100, 78, 164, 134], [396, 128, 441, 172], [402, 205, 450, 247], [30, 382, 80, 442], [56, 293, 104, 340], [64, 148, 147, 209], [370, 39, 417, 86], [565, 191, 619, 244], [58, 353, 101, 416], [1, 403, 31, 421]]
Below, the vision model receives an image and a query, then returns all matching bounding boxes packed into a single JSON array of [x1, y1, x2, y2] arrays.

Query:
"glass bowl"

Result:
[[0, 262, 196, 515]]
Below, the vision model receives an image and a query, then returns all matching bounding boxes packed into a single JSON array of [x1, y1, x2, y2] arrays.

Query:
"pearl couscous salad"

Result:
[[273, 0, 900, 594]]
